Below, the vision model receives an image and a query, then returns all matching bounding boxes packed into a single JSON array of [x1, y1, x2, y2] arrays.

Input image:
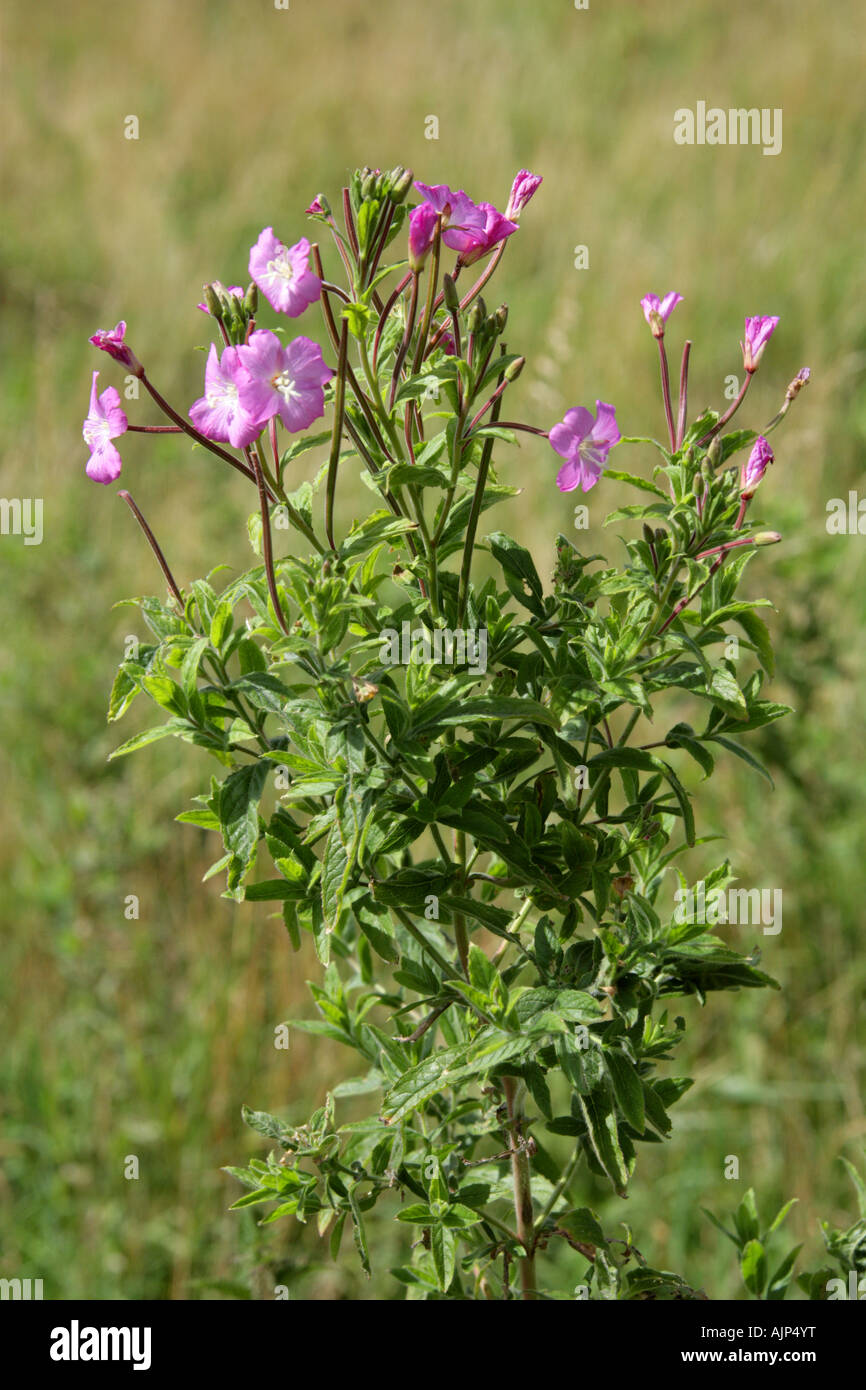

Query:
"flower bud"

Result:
[[305, 194, 331, 218], [467, 299, 486, 335], [442, 273, 461, 315], [408, 203, 439, 273], [203, 284, 224, 318], [243, 282, 258, 315], [388, 167, 414, 204], [492, 304, 509, 335], [504, 355, 525, 383], [706, 434, 722, 468], [754, 531, 782, 546]]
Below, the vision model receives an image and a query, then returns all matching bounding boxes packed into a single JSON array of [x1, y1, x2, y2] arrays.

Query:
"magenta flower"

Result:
[[740, 435, 774, 498], [741, 315, 779, 373], [197, 282, 243, 314], [549, 401, 621, 493], [248, 229, 322, 318], [89, 321, 143, 376], [235, 330, 333, 434], [408, 203, 440, 272], [505, 170, 542, 219], [304, 195, 327, 217], [460, 203, 520, 266], [414, 182, 517, 260], [640, 292, 683, 338], [83, 372, 128, 484], [189, 343, 262, 449]]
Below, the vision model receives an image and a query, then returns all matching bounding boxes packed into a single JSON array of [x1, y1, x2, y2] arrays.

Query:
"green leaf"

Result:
[[487, 531, 545, 615], [602, 469, 670, 499], [219, 762, 268, 869], [706, 734, 774, 787], [348, 1187, 371, 1277], [430, 1223, 457, 1292], [741, 1238, 768, 1297], [558, 1207, 606, 1247], [708, 666, 747, 717], [578, 1089, 630, 1196], [108, 720, 188, 760], [588, 747, 695, 846], [604, 1049, 646, 1134], [766, 1245, 802, 1300]]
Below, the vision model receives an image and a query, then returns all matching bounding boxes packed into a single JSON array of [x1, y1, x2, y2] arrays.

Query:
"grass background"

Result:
[[2, 0, 865, 1299]]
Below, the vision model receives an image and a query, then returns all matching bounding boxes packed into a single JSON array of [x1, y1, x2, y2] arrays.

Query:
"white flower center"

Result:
[[272, 369, 297, 402], [84, 417, 111, 449], [211, 380, 239, 408], [266, 253, 294, 284]]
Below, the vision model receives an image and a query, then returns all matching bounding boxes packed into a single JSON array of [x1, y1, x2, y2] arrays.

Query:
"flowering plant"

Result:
[[90, 164, 812, 1300]]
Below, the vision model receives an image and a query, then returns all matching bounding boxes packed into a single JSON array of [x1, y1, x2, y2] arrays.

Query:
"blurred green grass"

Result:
[[2, 0, 865, 1298]]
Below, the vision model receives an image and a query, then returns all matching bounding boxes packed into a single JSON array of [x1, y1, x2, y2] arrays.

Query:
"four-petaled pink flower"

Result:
[[235, 330, 333, 434], [408, 203, 440, 272], [505, 170, 542, 219], [197, 282, 244, 314], [549, 401, 621, 493], [89, 320, 143, 376], [414, 182, 517, 261], [640, 292, 683, 339], [248, 229, 322, 318], [741, 315, 779, 373], [189, 343, 262, 448], [740, 435, 774, 498], [83, 371, 128, 484]]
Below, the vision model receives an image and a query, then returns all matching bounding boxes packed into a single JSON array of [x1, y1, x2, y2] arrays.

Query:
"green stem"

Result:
[[503, 1076, 536, 1300]]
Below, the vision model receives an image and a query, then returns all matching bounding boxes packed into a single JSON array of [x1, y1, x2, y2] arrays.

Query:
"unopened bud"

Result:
[[504, 355, 525, 383], [243, 282, 258, 315], [754, 531, 782, 546], [229, 293, 244, 323], [388, 167, 414, 203], [706, 435, 722, 468], [642, 523, 655, 545], [203, 284, 224, 318], [467, 300, 486, 335], [492, 304, 509, 335], [442, 273, 460, 315]]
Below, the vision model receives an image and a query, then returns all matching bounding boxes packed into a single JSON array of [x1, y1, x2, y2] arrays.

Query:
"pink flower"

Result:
[[235, 330, 333, 434], [640, 292, 683, 338], [414, 182, 517, 261], [189, 343, 262, 448], [89, 320, 143, 376], [459, 203, 520, 266], [549, 401, 621, 493], [740, 435, 774, 498], [408, 203, 440, 272], [741, 315, 779, 373], [304, 195, 328, 217], [197, 282, 244, 314], [83, 371, 128, 484], [248, 229, 322, 318], [505, 170, 542, 219]]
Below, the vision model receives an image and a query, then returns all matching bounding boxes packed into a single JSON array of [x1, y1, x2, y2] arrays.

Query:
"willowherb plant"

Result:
[[88, 164, 811, 1300]]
